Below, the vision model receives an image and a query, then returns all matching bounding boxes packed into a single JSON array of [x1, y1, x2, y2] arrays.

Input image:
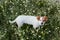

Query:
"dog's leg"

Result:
[[33, 25, 37, 29], [16, 21, 23, 34], [16, 21, 23, 29]]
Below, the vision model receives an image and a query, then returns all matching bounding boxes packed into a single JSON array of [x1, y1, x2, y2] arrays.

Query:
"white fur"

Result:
[[9, 15, 45, 29]]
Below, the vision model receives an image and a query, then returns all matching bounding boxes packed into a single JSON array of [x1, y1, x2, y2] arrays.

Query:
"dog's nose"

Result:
[[41, 22, 43, 24]]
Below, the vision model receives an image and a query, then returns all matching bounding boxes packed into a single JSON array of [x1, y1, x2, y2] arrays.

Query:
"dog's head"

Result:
[[36, 16, 48, 25]]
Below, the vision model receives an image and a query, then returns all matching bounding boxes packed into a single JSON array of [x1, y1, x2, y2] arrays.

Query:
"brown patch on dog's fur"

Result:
[[36, 16, 40, 21], [43, 16, 48, 22]]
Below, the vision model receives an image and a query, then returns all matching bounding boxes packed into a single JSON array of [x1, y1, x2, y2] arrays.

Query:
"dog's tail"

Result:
[[9, 20, 15, 24]]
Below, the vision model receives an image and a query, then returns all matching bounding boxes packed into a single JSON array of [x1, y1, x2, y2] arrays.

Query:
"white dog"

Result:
[[9, 15, 48, 29]]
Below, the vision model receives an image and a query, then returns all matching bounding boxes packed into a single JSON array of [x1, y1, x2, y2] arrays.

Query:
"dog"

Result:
[[9, 15, 48, 29]]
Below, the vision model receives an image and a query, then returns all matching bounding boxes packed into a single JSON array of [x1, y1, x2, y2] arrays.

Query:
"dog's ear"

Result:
[[43, 16, 48, 22], [36, 16, 40, 21]]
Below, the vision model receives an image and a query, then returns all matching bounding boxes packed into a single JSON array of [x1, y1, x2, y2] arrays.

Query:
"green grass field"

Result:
[[0, 0, 60, 40]]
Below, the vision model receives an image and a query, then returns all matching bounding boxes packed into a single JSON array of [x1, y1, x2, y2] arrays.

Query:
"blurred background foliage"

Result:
[[0, 0, 60, 40]]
